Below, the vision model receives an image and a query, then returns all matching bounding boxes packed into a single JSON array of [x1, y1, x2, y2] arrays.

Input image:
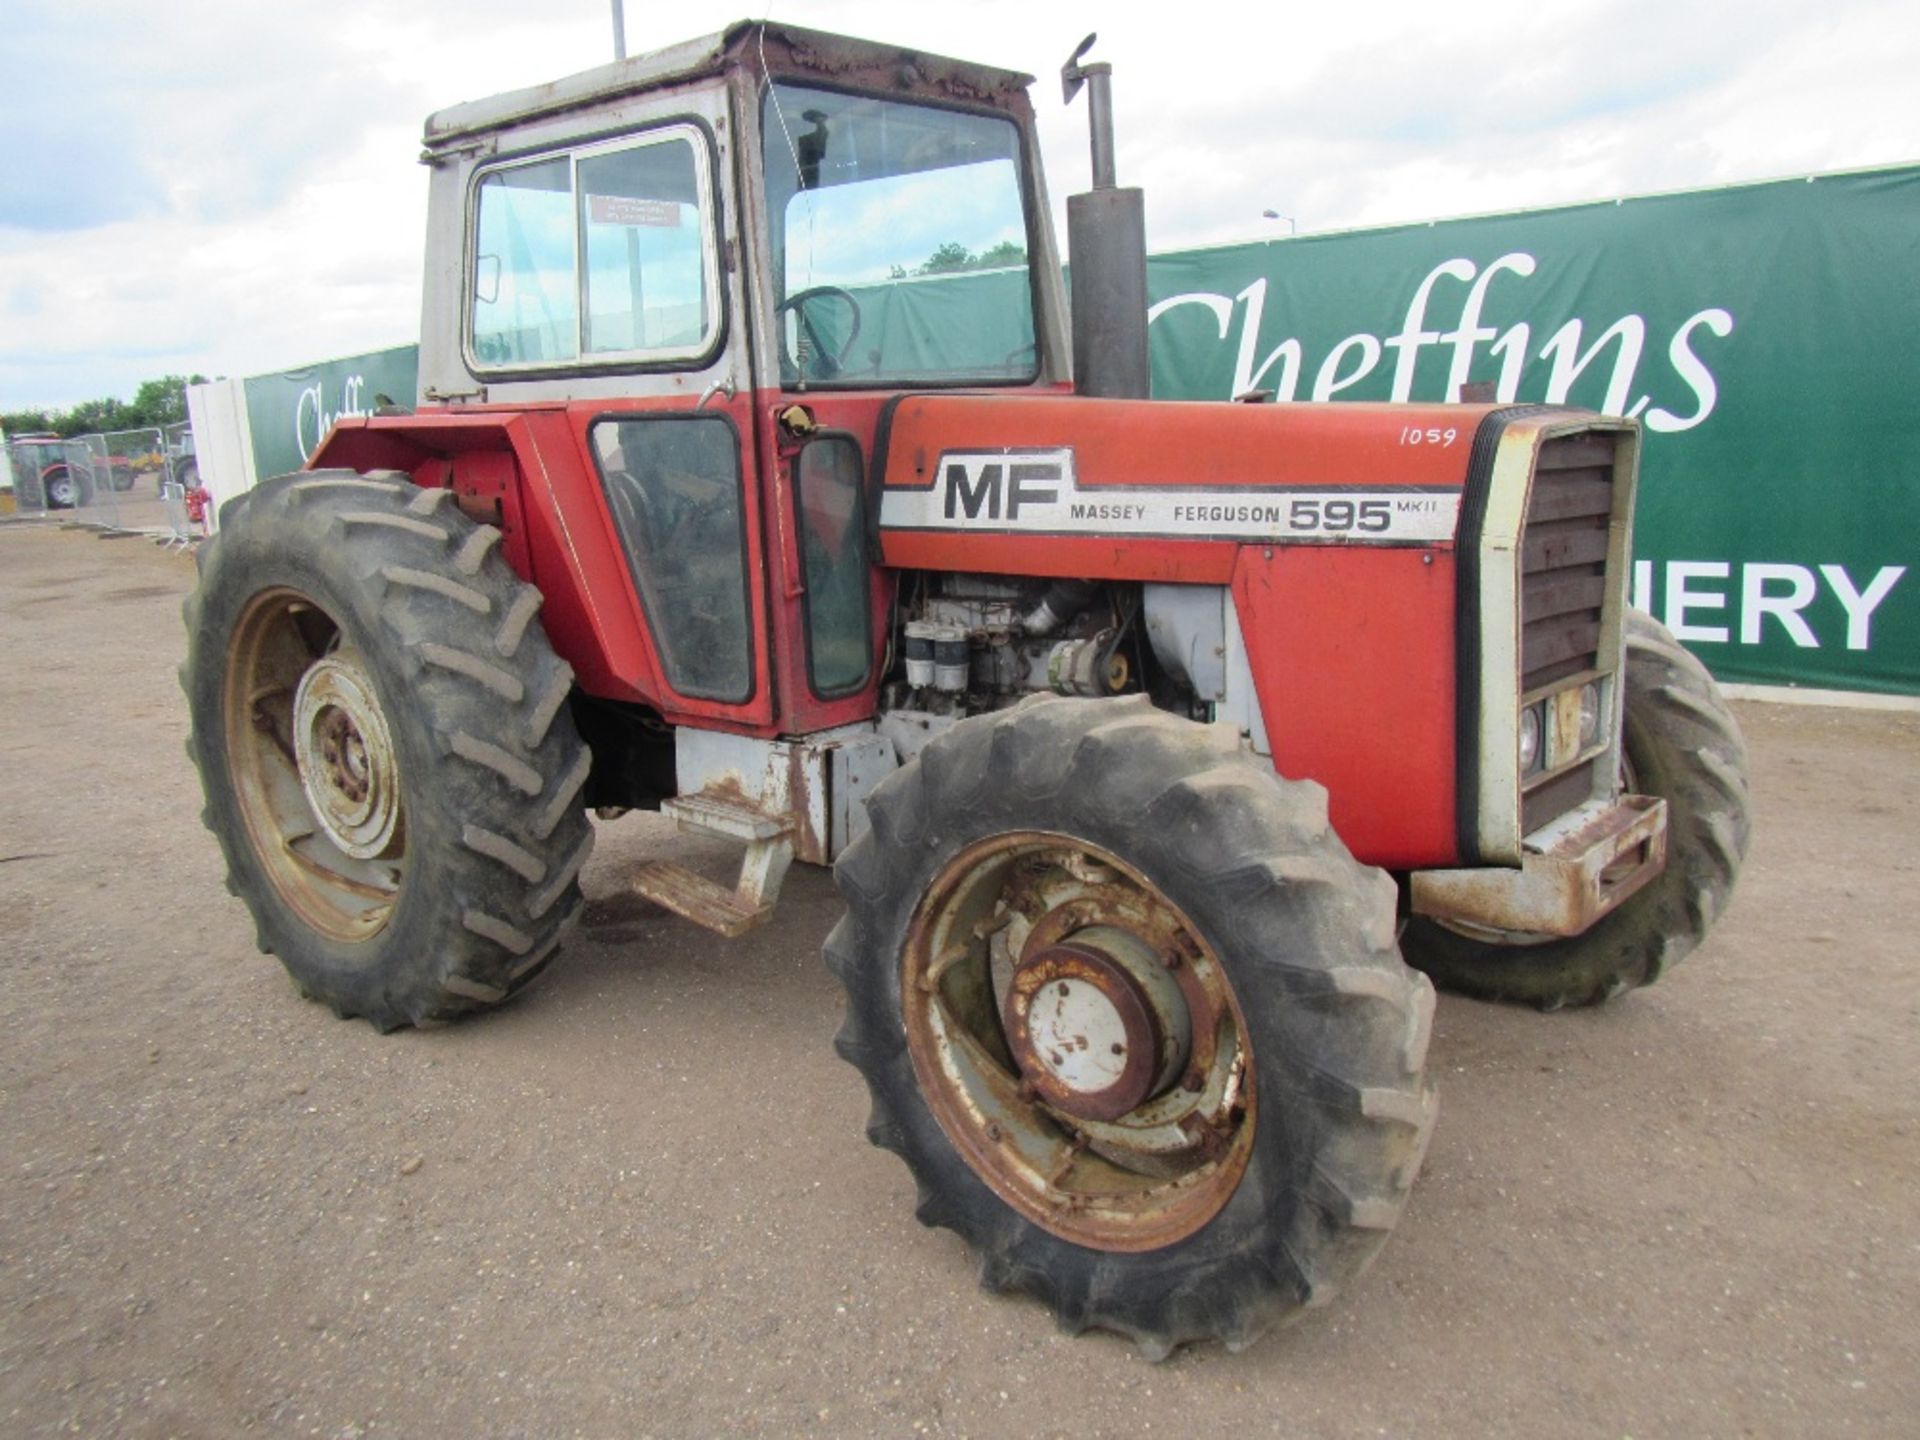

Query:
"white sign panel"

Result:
[[879, 448, 1461, 544]]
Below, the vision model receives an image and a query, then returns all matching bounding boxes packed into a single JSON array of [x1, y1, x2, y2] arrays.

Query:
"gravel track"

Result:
[[2, 523, 1915, 1438]]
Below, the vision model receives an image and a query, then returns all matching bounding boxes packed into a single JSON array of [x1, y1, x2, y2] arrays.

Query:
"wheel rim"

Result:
[[47, 471, 76, 506], [292, 655, 403, 860], [223, 588, 406, 943], [901, 832, 1255, 1252]]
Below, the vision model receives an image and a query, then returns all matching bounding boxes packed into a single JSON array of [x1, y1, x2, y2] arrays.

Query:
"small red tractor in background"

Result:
[[183, 22, 1749, 1355], [9, 434, 99, 510]]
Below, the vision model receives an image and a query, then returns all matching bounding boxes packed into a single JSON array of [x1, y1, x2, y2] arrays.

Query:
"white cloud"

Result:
[[1, 0, 1916, 409]]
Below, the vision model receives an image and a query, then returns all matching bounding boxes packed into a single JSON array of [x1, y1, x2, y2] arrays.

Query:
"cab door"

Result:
[[463, 86, 776, 729]]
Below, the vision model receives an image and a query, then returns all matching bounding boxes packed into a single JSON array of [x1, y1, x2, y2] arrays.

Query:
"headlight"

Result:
[[1518, 704, 1543, 772], [1577, 682, 1602, 747]]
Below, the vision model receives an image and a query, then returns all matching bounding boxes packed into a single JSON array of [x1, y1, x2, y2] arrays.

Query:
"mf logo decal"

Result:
[[937, 450, 1072, 522], [879, 447, 1461, 544]]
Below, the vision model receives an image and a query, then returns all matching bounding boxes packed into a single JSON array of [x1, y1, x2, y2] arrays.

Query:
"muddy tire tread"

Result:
[[827, 693, 1436, 1357], [182, 468, 592, 1030]]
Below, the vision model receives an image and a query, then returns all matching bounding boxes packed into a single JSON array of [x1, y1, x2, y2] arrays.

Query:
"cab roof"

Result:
[[423, 20, 1036, 148]]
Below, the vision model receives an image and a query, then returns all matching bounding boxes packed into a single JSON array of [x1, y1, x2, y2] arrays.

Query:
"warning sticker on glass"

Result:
[[587, 194, 682, 228]]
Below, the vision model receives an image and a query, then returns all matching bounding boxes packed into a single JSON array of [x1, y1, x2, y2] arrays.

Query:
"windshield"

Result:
[[760, 83, 1036, 387]]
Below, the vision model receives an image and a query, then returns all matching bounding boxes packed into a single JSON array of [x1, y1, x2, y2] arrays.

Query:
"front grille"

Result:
[[1519, 433, 1616, 693], [1523, 758, 1600, 835]]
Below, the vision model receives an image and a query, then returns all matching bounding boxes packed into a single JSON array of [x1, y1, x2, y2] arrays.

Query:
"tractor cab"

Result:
[[382, 24, 1070, 748], [416, 22, 1069, 407]]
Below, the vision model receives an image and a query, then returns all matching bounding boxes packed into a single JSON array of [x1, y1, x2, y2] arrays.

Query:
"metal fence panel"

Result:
[[70, 433, 122, 528], [84, 427, 178, 534]]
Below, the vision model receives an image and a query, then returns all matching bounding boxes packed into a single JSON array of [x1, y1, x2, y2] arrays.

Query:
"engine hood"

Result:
[[873, 392, 1511, 581]]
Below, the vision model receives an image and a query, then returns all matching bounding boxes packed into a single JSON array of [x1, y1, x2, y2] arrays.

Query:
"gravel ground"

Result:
[[2, 521, 1916, 1439]]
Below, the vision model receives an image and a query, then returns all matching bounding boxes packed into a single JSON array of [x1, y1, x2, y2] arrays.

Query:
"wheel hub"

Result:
[[901, 833, 1254, 1252], [1003, 926, 1191, 1122], [292, 654, 401, 860]]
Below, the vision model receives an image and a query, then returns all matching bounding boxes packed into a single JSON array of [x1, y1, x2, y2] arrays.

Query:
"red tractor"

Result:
[[183, 23, 1749, 1355], [10, 434, 98, 510]]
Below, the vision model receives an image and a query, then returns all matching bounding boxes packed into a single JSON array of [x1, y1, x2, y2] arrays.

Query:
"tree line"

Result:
[[2, 374, 209, 439], [887, 240, 1027, 280]]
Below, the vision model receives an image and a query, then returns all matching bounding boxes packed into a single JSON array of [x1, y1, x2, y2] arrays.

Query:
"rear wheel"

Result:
[[828, 694, 1436, 1356], [1402, 609, 1750, 1008], [43, 466, 80, 509], [182, 470, 594, 1030]]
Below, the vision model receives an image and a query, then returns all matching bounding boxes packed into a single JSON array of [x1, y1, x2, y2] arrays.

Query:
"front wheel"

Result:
[[827, 695, 1436, 1356], [1401, 609, 1751, 1008], [182, 470, 595, 1030]]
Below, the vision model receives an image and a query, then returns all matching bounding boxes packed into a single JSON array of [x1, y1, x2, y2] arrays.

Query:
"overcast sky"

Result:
[[2, 0, 1915, 411]]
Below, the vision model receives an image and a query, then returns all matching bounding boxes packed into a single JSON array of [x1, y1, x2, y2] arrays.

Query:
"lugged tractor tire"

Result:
[[826, 693, 1437, 1358], [181, 469, 594, 1031], [1401, 608, 1751, 1009]]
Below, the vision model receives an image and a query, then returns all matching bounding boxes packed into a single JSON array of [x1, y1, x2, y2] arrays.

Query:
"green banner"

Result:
[[1146, 167, 1918, 696], [232, 167, 1916, 695], [241, 344, 421, 482]]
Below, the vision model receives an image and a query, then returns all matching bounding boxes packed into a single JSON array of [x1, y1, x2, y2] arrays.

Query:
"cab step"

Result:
[[660, 791, 791, 842], [632, 860, 779, 938], [632, 792, 796, 938]]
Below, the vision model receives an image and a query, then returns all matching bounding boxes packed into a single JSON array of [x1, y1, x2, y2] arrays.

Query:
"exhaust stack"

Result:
[[1062, 35, 1151, 400]]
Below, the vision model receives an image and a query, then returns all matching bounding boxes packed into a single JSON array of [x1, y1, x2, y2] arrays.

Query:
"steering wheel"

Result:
[[775, 285, 862, 380]]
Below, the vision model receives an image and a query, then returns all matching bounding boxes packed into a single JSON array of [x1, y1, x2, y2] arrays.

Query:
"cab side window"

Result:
[[589, 416, 752, 702], [471, 126, 721, 371], [794, 437, 871, 695]]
